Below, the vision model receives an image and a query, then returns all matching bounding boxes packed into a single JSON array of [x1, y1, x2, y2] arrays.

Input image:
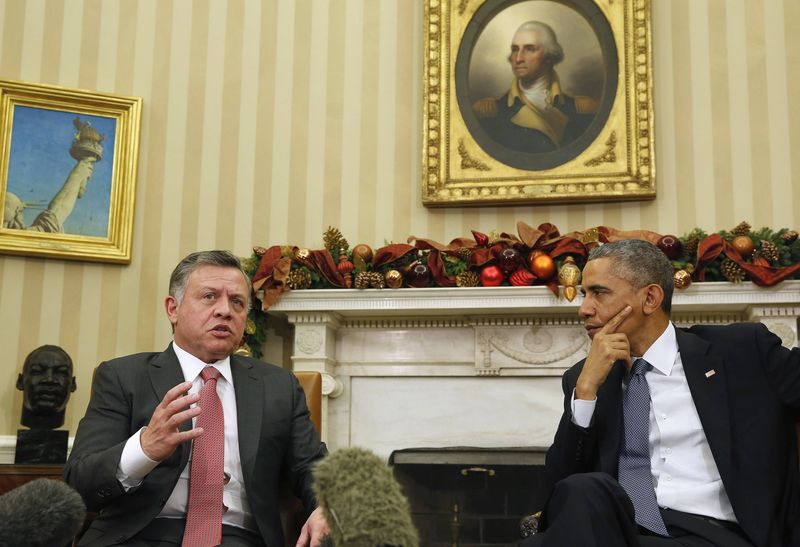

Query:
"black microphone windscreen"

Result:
[[313, 447, 418, 547], [0, 478, 86, 547]]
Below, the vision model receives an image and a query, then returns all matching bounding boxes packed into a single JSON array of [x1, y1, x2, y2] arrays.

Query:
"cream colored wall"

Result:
[[0, 0, 798, 436]]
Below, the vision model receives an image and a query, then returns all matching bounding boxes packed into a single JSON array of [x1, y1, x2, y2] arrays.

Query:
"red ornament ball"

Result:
[[657, 235, 683, 260], [480, 265, 504, 286]]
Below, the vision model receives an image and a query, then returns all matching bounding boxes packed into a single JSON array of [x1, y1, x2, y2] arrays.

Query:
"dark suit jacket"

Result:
[[545, 323, 800, 547], [64, 344, 327, 547]]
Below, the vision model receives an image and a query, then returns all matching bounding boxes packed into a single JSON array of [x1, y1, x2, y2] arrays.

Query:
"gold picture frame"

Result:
[[422, 0, 654, 207], [0, 79, 141, 263]]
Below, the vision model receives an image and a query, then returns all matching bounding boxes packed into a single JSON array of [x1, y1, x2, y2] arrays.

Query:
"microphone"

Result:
[[0, 478, 86, 547], [313, 447, 418, 547]]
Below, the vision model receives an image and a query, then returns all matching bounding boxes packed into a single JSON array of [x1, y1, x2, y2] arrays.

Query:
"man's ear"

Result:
[[165, 296, 179, 324], [642, 284, 664, 315]]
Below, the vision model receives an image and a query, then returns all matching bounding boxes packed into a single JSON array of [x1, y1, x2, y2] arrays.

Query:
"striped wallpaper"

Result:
[[0, 0, 798, 435]]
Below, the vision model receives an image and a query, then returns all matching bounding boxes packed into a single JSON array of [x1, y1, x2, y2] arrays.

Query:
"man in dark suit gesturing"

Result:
[[525, 240, 800, 547], [66, 250, 328, 547]]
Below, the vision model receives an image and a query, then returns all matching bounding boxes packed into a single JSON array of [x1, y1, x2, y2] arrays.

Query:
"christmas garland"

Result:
[[239, 221, 800, 358]]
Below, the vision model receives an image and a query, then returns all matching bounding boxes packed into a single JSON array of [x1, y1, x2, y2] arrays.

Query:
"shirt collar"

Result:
[[640, 322, 678, 376], [172, 341, 233, 385]]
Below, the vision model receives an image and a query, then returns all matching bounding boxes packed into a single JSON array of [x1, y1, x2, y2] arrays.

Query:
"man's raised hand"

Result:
[[140, 380, 203, 461]]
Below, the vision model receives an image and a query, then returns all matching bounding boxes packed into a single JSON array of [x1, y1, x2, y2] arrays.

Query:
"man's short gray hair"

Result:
[[169, 250, 252, 310], [514, 21, 564, 65], [587, 240, 674, 313]]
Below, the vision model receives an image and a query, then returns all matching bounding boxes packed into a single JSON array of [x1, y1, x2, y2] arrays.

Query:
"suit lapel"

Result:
[[231, 355, 262, 482], [149, 344, 192, 466], [676, 329, 733, 484], [597, 361, 625, 474]]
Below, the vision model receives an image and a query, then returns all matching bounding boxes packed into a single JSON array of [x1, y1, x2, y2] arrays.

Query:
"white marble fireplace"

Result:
[[266, 281, 800, 460]]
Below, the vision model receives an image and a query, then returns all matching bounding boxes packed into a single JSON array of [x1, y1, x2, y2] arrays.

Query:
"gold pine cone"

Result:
[[287, 268, 312, 290], [780, 230, 798, 244], [456, 270, 480, 287], [720, 258, 746, 283], [730, 221, 751, 237], [456, 247, 473, 262], [759, 240, 780, 263]]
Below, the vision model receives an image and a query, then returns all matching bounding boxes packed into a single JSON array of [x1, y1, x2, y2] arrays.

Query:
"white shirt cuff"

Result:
[[570, 388, 597, 428], [116, 427, 160, 491]]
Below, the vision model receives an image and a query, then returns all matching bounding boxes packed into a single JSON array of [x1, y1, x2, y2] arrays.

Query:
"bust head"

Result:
[[16, 345, 77, 429]]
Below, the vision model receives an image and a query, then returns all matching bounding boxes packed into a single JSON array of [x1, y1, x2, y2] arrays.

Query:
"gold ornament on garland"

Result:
[[674, 269, 692, 289], [557, 257, 582, 301], [351, 244, 374, 263], [731, 235, 754, 258], [245, 318, 257, 335], [294, 248, 314, 269], [720, 258, 746, 283], [385, 269, 403, 289]]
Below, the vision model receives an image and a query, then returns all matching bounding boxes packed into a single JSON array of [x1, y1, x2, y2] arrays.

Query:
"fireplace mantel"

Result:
[[267, 281, 800, 458]]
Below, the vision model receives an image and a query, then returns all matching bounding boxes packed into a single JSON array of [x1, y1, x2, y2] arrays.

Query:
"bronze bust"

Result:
[[16, 345, 77, 430]]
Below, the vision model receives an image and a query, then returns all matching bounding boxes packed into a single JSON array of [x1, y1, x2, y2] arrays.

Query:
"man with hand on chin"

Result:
[[66, 250, 329, 547], [524, 239, 800, 547]]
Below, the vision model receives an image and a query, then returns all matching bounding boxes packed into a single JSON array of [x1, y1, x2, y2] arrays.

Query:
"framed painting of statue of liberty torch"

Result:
[[0, 79, 141, 263]]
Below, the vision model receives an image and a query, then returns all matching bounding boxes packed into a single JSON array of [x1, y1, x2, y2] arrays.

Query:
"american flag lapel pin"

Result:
[[705, 369, 716, 378]]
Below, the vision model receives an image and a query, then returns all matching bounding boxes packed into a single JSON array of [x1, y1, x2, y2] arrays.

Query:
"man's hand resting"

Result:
[[296, 506, 330, 547]]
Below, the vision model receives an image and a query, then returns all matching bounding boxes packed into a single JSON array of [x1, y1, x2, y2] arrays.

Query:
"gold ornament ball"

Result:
[[351, 244, 374, 263], [529, 252, 556, 280], [674, 269, 692, 289], [385, 269, 403, 289], [731, 235, 754, 258], [294, 248, 314, 267]]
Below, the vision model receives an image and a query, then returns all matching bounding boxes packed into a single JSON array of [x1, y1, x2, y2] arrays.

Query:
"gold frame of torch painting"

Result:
[[0, 79, 141, 263], [422, 0, 654, 207]]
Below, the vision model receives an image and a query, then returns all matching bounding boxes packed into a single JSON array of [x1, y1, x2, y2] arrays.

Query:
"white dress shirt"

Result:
[[116, 342, 255, 531], [571, 322, 737, 522]]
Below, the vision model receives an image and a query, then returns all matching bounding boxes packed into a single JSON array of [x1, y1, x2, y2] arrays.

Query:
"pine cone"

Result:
[[780, 230, 798, 245], [355, 271, 386, 289], [456, 247, 473, 262], [683, 229, 703, 258], [759, 240, 780, 263], [323, 226, 349, 257], [366, 271, 385, 289], [456, 270, 480, 287], [720, 258, 746, 283], [354, 271, 371, 289], [730, 221, 751, 237], [287, 268, 312, 290]]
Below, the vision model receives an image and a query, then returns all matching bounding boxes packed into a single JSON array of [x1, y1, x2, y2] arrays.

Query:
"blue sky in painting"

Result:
[[6, 105, 117, 237]]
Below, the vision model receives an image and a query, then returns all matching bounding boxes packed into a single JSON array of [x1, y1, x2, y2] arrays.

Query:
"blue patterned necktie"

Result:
[[618, 358, 670, 536]]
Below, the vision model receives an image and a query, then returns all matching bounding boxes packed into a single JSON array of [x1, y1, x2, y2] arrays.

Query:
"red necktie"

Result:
[[183, 367, 225, 547]]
